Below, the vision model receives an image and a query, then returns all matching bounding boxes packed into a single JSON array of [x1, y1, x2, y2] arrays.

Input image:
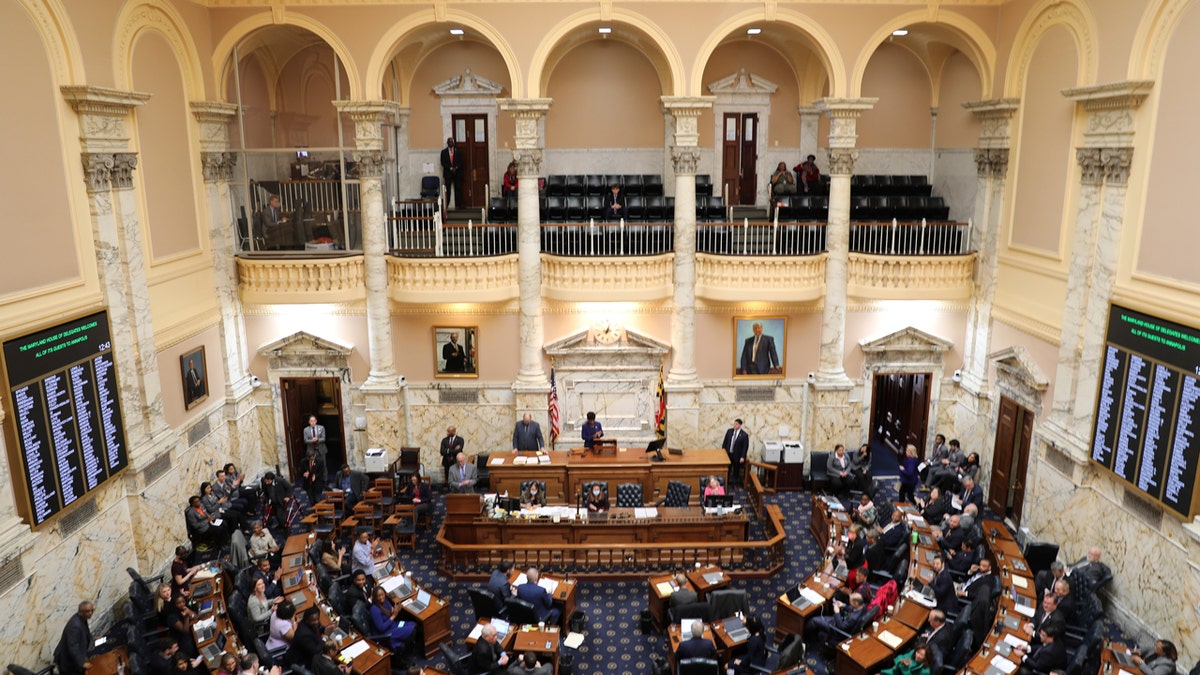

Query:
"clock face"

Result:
[[591, 320, 624, 344]]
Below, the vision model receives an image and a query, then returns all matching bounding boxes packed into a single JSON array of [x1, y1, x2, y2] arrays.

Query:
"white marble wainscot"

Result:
[[932, 149, 978, 222], [951, 383, 994, 481], [663, 385, 702, 451], [1022, 444, 1200, 658], [696, 382, 818, 462], [808, 384, 860, 455], [851, 148, 935, 177], [360, 387, 404, 465], [404, 385, 516, 482], [256, 389, 279, 469]]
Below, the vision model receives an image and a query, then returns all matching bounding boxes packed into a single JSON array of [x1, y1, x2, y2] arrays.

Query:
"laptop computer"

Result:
[[193, 621, 216, 643], [282, 571, 306, 592], [722, 617, 749, 642], [200, 632, 227, 665], [704, 495, 735, 509], [289, 591, 308, 608], [403, 589, 431, 613], [387, 578, 414, 601], [286, 554, 306, 569], [191, 581, 213, 599], [784, 586, 803, 603], [197, 599, 214, 616], [1113, 651, 1136, 668]]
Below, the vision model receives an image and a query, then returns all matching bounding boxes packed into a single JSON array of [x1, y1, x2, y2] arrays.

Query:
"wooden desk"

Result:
[[647, 574, 694, 632], [399, 584, 453, 658], [189, 570, 242, 669], [462, 508, 749, 550], [835, 632, 895, 675], [511, 627, 561, 675], [775, 571, 842, 640], [686, 565, 730, 601], [464, 619, 517, 651], [507, 570, 578, 629], [809, 495, 853, 551], [667, 623, 717, 674], [488, 449, 729, 506], [711, 616, 749, 662], [89, 646, 130, 675], [892, 599, 930, 631]]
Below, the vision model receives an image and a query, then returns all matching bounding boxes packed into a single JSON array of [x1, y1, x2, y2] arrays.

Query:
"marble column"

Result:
[[1046, 82, 1152, 456], [61, 86, 169, 459], [333, 101, 404, 457], [812, 98, 875, 385], [797, 107, 821, 159], [958, 100, 1020, 395], [499, 99, 553, 398]]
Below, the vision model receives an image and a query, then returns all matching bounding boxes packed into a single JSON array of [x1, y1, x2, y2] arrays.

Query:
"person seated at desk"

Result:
[[249, 522, 280, 560], [240, 654, 281, 675], [334, 464, 369, 510], [1011, 625, 1068, 674], [921, 610, 954, 667], [347, 570, 373, 610], [667, 572, 697, 611], [850, 443, 873, 493], [946, 539, 980, 576], [507, 652, 551, 675], [248, 576, 282, 625], [702, 476, 725, 499], [170, 649, 205, 675], [449, 452, 479, 493], [472, 624, 510, 674], [935, 514, 965, 552], [369, 586, 416, 651], [254, 557, 284, 599], [803, 593, 867, 645], [584, 484, 609, 513], [916, 486, 950, 527], [520, 482, 546, 509], [150, 637, 181, 675], [1036, 561, 1066, 606], [216, 654, 239, 675], [319, 537, 347, 577], [516, 568, 561, 625], [1131, 639, 1179, 675], [257, 195, 292, 250], [954, 476, 983, 514], [864, 530, 890, 574], [730, 616, 767, 675], [824, 543, 849, 579], [854, 492, 877, 528], [1022, 593, 1066, 647], [351, 529, 381, 580], [164, 594, 199, 657], [675, 619, 717, 661], [401, 473, 432, 521], [879, 509, 909, 550], [288, 607, 331, 669], [929, 555, 957, 614], [488, 561, 516, 613], [267, 600, 300, 652], [880, 640, 931, 675], [581, 411, 604, 449], [314, 639, 359, 675], [834, 565, 873, 607], [170, 545, 201, 599], [1051, 579, 1076, 624]]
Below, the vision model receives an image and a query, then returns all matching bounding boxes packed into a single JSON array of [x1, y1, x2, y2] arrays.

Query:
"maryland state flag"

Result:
[[654, 362, 667, 439]]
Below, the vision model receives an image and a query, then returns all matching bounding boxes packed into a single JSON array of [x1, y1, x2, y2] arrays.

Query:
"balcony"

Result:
[[237, 254, 364, 304]]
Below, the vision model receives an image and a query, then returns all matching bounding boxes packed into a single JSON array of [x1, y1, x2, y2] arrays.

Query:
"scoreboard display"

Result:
[[2, 311, 128, 528], [1090, 304, 1200, 519]]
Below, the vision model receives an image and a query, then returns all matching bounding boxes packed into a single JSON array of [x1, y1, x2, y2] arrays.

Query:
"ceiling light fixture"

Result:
[[747, 28, 762, 35], [598, 27, 612, 34], [449, 28, 465, 36], [892, 29, 909, 36]]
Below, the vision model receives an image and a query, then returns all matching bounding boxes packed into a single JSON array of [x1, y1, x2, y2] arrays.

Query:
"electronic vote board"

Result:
[[2, 311, 128, 528], [1090, 304, 1200, 519]]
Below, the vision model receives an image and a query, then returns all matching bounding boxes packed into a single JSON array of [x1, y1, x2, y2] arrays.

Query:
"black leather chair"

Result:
[[420, 175, 441, 200], [505, 597, 540, 625], [565, 174, 586, 196], [939, 628, 973, 674], [808, 451, 830, 492], [519, 480, 547, 496], [585, 174, 606, 195], [622, 174, 643, 195], [698, 475, 725, 496], [659, 480, 691, 508], [469, 587, 501, 621], [822, 605, 879, 653], [545, 175, 567, 196], [695, 175, 713, 197], [668, 600, 711, 626], [707, 589, 749, 620], [616, 483, 643, 508], [566, 196, 586, 221], [475, 453, 491, 491], [678, 658, 720, 675], [438, 642, 474, 675], [582, 481, 609, 502], [643, 174, 664, 196]]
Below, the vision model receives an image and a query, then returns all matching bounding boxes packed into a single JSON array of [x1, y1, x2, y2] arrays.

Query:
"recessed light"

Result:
[[598, 27, 612, 34], [449, 28, 465, 36], [747, 28, 762, 35], [892, 29, 909, 36]]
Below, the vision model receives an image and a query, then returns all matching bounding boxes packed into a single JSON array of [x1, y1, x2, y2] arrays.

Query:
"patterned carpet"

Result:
[[230, 474, 1134, 675]]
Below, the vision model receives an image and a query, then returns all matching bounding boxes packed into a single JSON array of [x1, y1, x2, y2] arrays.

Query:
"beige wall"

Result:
[[158, 326, 226, 428], [0, 1, 80, 295], [843, 308, 967, 378], [858, 43, 933, 149], [276, 44, 350, 149], [243, 312, 371, 380], [545, 40, 664, 148], [935, 53, 982, 148], [393, 313, 521, 382], [701, 41, 803, 148], [1137, 0, 1200, 286], [1008, 25, 1077, 254], [407, 41, 515, 151]]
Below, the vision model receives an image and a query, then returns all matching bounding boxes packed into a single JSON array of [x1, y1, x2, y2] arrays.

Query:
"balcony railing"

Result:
[[541, 222, 672, 256], [697, 221, 826, 256], [849, 220, 970, 256]]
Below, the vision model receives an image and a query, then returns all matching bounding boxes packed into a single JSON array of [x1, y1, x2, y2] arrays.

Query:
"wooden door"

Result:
[[869, 373, 931, 458], [452, 114, 489, 208], [989, 396, 1034, 524], [721, 113, 758, 206], [281, 377, 345, 481]]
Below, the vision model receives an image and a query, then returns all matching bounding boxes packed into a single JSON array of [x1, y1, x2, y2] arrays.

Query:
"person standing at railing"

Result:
[[440, 137, 462, 209], [502, 161, 518, 198]]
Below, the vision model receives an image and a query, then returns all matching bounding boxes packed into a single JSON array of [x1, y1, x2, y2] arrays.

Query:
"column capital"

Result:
[[963, 98, 1020, 148], [499, 98, 553, 150], [1063, 80, 1154, 149], [814, 98, 877, 152], [61, 85, 151, 154], [512, 148, 543, 177], [200, 151, 238, 183], [190, 101, 238, 153], [662, 96, 714, 148], [796, 106, 821, 116], [671, 147, 701, 175], [973, 147, 1010, 179], [1076, 148, 1105, 186], [332, 100, 402, 151], [1100, 147, 1134, 186], [353, 149, 387, 178], [826, 148, 859, 176]]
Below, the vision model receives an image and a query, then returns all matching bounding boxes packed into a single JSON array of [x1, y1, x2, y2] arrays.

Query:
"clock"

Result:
[[590, 320, 624, 345]]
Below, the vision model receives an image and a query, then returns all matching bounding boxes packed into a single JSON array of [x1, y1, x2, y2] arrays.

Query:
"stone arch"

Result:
[[849, 9, 996, 100], [529, 8, 686, 98], [1002, 0, 1098, 97], [1129, 0, 1194, 81], [691, 9, 845, 99], [365, 10, 521, 102], [212, 12, 361, 102], [14, 0, 84, 84], [112, 0, 206, 100]]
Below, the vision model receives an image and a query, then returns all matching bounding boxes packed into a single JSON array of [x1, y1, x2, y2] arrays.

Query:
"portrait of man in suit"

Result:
[[734, 317, 785, 377], [435, 326, 477, 377], [180, 347, 208, 410]]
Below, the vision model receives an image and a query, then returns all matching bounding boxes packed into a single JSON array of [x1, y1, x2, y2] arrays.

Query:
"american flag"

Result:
[[548, 368, 561, 445], [655, 361, 667, 438]]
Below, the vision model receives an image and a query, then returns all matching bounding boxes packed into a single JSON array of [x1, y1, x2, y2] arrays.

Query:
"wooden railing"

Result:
[[747, 461, 778, 494], [435, 503, 786, 582]]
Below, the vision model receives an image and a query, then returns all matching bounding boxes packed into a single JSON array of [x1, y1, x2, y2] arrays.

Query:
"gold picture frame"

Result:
[[733, 316, 786, 378], [181, 345, 209, 410], [435, 326, 478, 378]]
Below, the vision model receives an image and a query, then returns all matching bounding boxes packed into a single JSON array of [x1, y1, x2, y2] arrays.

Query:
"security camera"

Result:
[[806, 372, 816, 383], [952, 369, 963, 383], [250, 375, 261, 388], [399, 375, 406, 383]]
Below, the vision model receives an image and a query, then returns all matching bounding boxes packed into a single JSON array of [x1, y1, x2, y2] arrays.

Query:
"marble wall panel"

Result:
[[933, 149, 977, 221], [808, 387, 858, 454], [697, 383, 814, 460], [405, 386, 515, 483], [362, 389, 404, 465]]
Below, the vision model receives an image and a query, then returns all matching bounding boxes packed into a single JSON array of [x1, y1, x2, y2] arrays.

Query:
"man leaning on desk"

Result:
[[512, 413, 545, 452]]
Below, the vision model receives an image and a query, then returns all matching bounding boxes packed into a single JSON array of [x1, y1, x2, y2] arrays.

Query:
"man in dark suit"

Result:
[[720, 418, 750, 485], [260, 471, 293, 528], [956, 476, 984, 513], [54, 601, 94, 675], [804, 593, 868, 646], [929, 555, 957, 614], [667, 572, 698, 612], [938, 514, 966, 553], [442, 332, 467, 372], [1022, 593, 1066, 647], [512, 413, 545, 452], [879, 509, 909, 550], [487, 561, 514, 613], [256, 195, 291, 249], [922, 610, 954, 666], [1035, 561, 1066, 605], [184, 357, 204, 405], [739, 321, 780, 375], [674, 620, 717, 661], [471, 624, 509, 674], [440, 137, 462, 209], [957, 558, 998, 602], [1051, 579, 1076, 623], [348, 570, 374, 611], [300, 449, 326, 505], [333, 464, 369, 509], [439, 426, 465, 486], [1014, 626, 1067, 673], [601, 184, 626, 220], [515, 568, 560, 625]]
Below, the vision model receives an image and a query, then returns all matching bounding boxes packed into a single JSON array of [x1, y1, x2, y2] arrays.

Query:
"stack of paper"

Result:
[[655, 581, 675, 596], [988, 655, 1017, 674], [799, 588, 826, 606], [1003, 634, 1029, 650], [1011, 575, 1028, 589], [490, 458, 505, 465], [340, 641, 369, 660], [537, 455, 551, 464], [1013, 602, 1035, 618], [634, 508, 659, 519], [512, 573, 528, 587], [563, 633, 585, 649], [877, 630, 903, 649], [538, 578, 559, 595]]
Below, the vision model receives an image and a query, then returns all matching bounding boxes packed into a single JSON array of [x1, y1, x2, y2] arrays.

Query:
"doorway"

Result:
[[869, 372, 931, 458], [280, 377, 345, 482], [989, 395, 1033, 525], [451, 113, 489, 208], [721, 113, 758, 205]]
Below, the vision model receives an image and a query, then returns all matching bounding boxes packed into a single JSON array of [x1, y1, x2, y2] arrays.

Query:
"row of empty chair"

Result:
[[545, 173, 667, 196], [774, 194, 951, 222], [848, 174, 933, 196], [489, 195, 729, 223]]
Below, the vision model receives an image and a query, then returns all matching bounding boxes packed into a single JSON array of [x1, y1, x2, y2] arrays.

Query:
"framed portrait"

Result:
[[733, 317, 786, 378], [180, 346, 209, 410], [435, 326, 478, 378]]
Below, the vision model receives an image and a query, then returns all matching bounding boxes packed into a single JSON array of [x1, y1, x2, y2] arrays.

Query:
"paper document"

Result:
[[538, 455, 552, 464], [906, 515, 927, 528], [380, 575, 407, 593], [877, 630, 903, 649], [538, 578, 559, 595], [468, 624, 484, 640], [513, 573, 528, 587], [1003, 634, 1029, 650], [340, 641, 370, 660], [490, 458, 505, 465], [951, 496, 963, 510], [1011, 575, 1028, 589], [563, 632, 585, 649], [514, 456, 529, 465], [917, 461, 928, 472], [989, 655, 1017, 674], [194, 568, 217, 580], [655, 582, 675, 596], [1013, 602, 1035, 617], [212, 518, 223, 527], [799, 588, 826, 606], [634, 508, 659, 518]]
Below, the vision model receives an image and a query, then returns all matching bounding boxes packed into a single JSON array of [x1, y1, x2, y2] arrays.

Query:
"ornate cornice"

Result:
[[499, 98, 553, 150], [111, 153, 137, 190], [191, 101, 238, 154], [61, 85, 151, 153], [1064, 81, 1153, 150], [332, 100, 401, 151], [962, 98, 1020, 149], [662, 96, 714, 148], [1101, 147, 1134, 186], [1076, 148, 1105, 186]]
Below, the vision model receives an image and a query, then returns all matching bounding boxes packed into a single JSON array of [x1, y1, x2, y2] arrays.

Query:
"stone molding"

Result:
[[433, 68, 505, 97], [61, 85, 151, 154], [541, 254, 673, 302], [671, 148, 701, 175], [1064, 81, 1154, 151], [190, 101, 238, 153], [81, 152, 138, 192], [962, 98, 1020, 149], [661, 96, 715, 148], [973, 148, 1010, 178], [695, 253, 826, 303], [237, 255, 366, 304], [387, 254, 519, 304], [512, 148, 543, 177], [827, 148, 859, 176], [200, 151, 238, 183], [813, 97, 877, 150], [846, 253, 976, 301], [331, 100, 401, 151], [352, 149, 386, 178], [498, 98, 553, 150]]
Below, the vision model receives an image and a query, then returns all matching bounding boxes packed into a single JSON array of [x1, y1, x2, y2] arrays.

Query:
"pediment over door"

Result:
[[990, 345, 1049, 413], [544, 327, 669, 446], [859, 325, 953, 369], [432, 69, 506, 98], [258, 331, 354, 371], [707, 68, 779, 104]]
